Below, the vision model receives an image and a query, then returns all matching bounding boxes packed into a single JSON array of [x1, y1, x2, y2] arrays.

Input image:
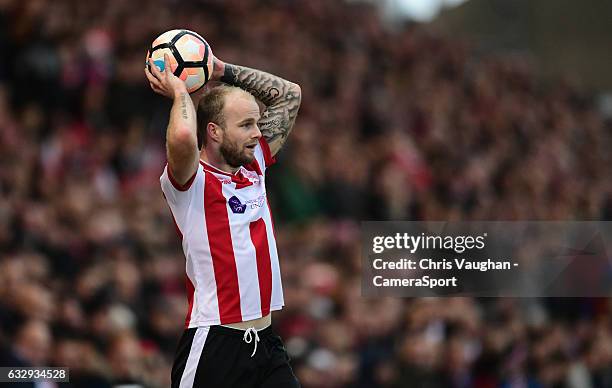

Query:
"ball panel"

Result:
[[182, 30, 207, 44], [205, 47, 214, 75], [175, 34, 206, 62], [182, 68, 207, 93], [184, 67, 203, 76], [181, 68, 206, 93], [152, 29, 182, 47], [149, 47, 179, 73]]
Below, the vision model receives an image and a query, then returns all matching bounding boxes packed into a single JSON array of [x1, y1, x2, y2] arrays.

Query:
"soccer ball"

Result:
[[146, 29, 214, 93]]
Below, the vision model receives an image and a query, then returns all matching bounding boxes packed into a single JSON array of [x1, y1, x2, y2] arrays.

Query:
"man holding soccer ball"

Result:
[[145, 34, 301, 388]]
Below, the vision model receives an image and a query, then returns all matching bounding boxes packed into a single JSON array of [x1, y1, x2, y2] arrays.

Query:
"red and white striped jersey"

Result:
[[160, 137, 284, 328]]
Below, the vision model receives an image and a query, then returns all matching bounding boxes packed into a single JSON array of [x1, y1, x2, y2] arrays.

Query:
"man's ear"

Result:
[[207, 122, 222, 144]]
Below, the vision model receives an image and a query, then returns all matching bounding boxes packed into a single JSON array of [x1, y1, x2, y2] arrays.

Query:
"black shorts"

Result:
[[171, 325, 300, 388]]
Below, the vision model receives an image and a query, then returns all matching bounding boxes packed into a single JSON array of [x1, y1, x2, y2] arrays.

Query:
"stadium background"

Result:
[[0, 0, 611, 387]]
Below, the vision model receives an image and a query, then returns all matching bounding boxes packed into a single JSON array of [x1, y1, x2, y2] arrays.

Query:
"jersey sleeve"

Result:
[[160, 164, 203, 234], [253, 137, 276, 174]]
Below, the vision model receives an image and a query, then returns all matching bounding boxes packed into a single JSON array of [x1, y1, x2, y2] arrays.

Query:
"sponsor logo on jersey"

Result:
[[228, 196, 247, 214], [245, 194, 266, 209], [227, 194, 266, 213]]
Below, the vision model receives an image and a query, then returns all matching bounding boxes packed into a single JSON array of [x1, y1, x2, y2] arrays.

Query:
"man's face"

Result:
[[219, 91, 262, 168]]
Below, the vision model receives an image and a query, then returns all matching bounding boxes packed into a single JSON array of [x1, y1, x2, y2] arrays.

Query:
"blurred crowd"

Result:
[[1, 0, 611, 387]]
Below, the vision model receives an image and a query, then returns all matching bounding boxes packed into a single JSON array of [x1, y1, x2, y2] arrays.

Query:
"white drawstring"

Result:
[[243, 327, 260, 357]]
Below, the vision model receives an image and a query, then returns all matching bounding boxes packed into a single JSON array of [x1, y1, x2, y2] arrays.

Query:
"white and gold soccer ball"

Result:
[[146, 29, 214, 93]]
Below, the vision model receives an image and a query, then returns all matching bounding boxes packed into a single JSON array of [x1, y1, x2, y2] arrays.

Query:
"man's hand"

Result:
[[145, 53, 188, 99], [210, 55, 226, 82]]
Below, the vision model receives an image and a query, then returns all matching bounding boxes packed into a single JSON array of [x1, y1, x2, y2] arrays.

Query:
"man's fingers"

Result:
[[149, 58, 162, 79], [145, 71, 164, 94], [149, 82, 162, 93], [149, 82, 168, 96], [164, 53, 172, 75], [144, 67, 160, 86]]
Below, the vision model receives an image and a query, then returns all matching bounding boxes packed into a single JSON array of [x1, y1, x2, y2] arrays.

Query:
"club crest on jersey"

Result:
[[228, 196, 247, 214]]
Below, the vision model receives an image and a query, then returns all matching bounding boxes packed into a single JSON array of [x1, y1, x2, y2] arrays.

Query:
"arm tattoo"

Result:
[[180, 93, 189, 120], [222, 64, 302, 154]]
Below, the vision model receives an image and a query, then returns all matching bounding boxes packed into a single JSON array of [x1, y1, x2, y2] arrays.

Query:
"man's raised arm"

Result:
[[145, 54, 200, 185], [218, 62, 302, 156]]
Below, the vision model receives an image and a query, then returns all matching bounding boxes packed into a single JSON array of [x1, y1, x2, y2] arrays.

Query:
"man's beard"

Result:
[[220, 134, 254, 168]]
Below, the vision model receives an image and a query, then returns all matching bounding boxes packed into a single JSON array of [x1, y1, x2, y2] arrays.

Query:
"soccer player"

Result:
[[145, 52, 301, 388]]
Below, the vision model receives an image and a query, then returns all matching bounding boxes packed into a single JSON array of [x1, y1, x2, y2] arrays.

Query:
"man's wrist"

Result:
[[219, 63, 239, 86], [173, 86, 188, 99], [211, 57, 226, 82]]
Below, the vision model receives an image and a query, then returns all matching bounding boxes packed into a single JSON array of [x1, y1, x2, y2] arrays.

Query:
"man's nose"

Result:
[[252, 125, 262, 139]]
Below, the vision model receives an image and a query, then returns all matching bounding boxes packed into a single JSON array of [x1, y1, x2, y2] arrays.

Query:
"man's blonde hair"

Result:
[[196, 85, 253, 149]]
